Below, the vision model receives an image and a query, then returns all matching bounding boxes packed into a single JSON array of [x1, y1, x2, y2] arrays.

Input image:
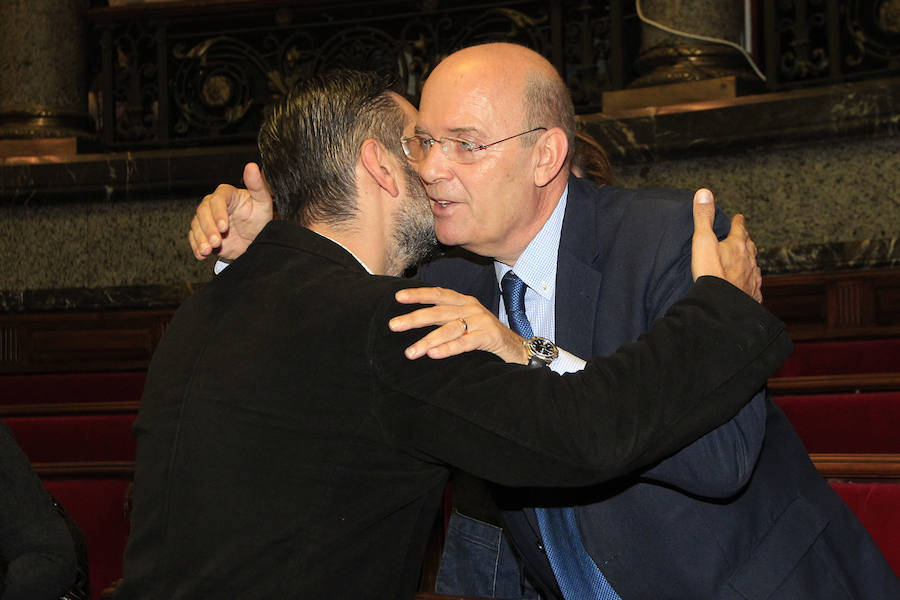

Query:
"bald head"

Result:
[[423, 43, 575, 153], [415, 43, 576, 264]]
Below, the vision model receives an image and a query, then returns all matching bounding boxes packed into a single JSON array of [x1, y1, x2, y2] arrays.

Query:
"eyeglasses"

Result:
[[400, 127, 547, 164]]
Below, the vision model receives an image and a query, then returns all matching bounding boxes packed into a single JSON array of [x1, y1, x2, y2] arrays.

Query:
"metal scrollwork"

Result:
[[88, 0, 900, 147], [262, 29, 317, 97], [171, 36, 271, 139], [776, 0, 830, 82], [164, 1, 559, 143], [562, 1, 612, 111], [109, 22, 159, 143], [94, 0, 623, 147], [846, 0, 900, 69], [313, 27, 410, 85], [446, 7, 549, 51]]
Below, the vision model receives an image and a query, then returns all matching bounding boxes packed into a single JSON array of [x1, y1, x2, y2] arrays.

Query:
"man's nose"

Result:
[[418, 141, 452, 184]]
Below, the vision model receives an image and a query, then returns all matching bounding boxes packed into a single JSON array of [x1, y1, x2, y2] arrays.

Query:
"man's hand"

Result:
[[188, 163, 275, 260], [692, 188, 763, 302], [389, 287, 528, 365], [719, 214, 762, 302]]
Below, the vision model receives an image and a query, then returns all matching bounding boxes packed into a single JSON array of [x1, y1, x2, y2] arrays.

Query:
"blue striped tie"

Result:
[[500, 270, 621, 600]]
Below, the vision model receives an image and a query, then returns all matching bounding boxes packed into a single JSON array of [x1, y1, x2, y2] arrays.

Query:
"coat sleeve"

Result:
[[370, 276, 791, 488], [637, 201, 767, 497]]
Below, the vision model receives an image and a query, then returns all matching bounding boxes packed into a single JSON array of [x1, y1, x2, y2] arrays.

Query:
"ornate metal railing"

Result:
[[87, 0, 899, 150], [90, 0, 624, 148], [763, 0, 900, 89]]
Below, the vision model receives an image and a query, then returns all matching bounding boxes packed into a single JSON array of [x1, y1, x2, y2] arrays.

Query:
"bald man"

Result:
[[123, 68, 792, 600], [190, 45, 899, 600]]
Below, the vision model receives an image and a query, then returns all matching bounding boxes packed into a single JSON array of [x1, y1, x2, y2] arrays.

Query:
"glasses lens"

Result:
[[402, 136, 480, 164], [448, 138, 477, 164], [416, 136, 437, 162], [401, 137, 418, 161]]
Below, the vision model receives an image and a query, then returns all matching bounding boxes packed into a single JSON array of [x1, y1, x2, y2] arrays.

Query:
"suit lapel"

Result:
[[555, 178, 605, 359]]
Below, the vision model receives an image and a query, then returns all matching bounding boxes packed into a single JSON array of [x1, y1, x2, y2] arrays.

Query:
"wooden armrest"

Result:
[[769, 373, 900, 394], [811, 453, 900, 480]]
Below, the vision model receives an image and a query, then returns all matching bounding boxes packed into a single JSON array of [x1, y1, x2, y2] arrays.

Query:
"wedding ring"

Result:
[[458, 317, 468, 333]]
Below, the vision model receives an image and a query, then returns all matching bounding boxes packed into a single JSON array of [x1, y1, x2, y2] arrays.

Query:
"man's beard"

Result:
[[384, 161, 438, 277]]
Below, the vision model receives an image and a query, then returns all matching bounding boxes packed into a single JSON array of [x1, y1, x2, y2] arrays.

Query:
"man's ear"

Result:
[[533, 127, 569, 187], [360, 138, 400, 197]]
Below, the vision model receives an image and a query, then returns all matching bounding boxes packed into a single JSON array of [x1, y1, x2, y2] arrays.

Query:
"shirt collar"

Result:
[[494, 185, 568, 301]]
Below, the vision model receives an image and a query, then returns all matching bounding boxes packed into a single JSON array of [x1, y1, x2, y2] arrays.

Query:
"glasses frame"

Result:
[[400, 127, 547, 164]]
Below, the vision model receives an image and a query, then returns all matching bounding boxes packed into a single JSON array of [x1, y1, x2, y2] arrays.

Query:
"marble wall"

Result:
[[1, 121, 899, 309], [0, 146, 252, 308], [2, 131, 898, 301], [0, 196, 212, 292], [614, 134, 900, 271]]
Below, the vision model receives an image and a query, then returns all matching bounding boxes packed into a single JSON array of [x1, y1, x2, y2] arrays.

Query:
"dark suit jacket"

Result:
[[420, 177, 900, 599], [116, 220, 790, 600]]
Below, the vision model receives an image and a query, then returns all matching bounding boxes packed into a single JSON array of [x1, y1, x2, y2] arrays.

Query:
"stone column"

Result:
[[0, 0, 93, 141], [631, 0, 755, 88]]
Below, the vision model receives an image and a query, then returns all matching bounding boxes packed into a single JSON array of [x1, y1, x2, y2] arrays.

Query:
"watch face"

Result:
[[528, 337, 559, 362]]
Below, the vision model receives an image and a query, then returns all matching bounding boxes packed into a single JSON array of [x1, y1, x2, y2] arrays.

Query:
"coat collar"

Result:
[[554, 176, 606, 358], [252, 220, 370, 274]]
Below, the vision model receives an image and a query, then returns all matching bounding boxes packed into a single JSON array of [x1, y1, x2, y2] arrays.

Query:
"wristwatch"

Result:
[[524, 336, 559, 368]]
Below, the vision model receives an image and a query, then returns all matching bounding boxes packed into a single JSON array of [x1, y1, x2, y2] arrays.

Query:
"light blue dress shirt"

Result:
[[494, 186, 586, 375]]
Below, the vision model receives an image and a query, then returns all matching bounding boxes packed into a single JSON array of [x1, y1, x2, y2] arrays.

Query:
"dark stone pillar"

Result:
[[631, 0, 756, 88], [0, 0, 93, 140]]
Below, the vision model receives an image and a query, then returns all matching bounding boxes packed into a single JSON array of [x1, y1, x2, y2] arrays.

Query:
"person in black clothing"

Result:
[[115, 69, 788, 598], [0, 422, 79, 600]]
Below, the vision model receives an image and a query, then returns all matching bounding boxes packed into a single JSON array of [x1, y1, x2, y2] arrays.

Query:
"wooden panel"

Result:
[[827, 279, 876, 328], [762, 267, 900, 339], [881, 287, 900, 315], [0, 267, 894, 374], [30, 328, 155, 362], [0, 310, 173, 373], [0, 325, 16, 363], [762, 293, 826, 329]]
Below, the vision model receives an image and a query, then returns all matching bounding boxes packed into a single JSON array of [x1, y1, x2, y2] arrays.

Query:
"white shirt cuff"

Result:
[[213, 258, 232, 275], [551, 348, 587, 375]]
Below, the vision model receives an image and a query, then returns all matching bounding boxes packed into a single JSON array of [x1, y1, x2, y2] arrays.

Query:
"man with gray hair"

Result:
[[116, 67, 787, 599], [191, 43, 899, 600]]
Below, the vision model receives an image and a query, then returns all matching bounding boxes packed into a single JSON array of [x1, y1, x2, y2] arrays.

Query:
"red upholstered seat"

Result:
[[0, 371, 143, 599], [3, 414, 137, 463], [831, 482, 900, 578], [774, 339, 900, 378], [775, 392, 900, 453]]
